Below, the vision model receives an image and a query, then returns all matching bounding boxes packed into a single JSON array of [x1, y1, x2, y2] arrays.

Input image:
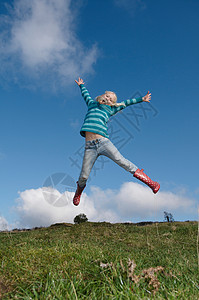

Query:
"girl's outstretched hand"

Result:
[[75, 77, 85, 86], [142, 91, 151, 102]]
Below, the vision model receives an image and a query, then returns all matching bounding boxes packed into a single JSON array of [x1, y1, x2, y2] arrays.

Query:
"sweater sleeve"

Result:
[[79, 84, 94, 106], [111, 96, 143, 116]]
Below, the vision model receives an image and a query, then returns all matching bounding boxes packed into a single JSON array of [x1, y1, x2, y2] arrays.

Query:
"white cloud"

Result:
[[12, 182, 197, 229], [114, 182, 196, 218], [89, 183, 196, 220], [0, 216, 9, 231], [0, 0, 99, 89], [14, 187, 117, 229]]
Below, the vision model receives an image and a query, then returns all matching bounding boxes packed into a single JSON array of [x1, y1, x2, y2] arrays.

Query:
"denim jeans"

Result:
[[78, 137, 138, 188]]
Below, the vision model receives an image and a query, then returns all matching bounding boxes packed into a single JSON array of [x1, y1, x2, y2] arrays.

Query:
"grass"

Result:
[[0, 221, 198, 299]]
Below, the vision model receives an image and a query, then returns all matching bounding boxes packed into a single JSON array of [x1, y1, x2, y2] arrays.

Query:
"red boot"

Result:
[[73, 182, 86, 206], [133, 169, 160, 194]]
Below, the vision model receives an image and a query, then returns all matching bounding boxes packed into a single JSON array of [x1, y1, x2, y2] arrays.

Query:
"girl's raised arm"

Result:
[[111, 91, 151, 116], [75, 77, 94, 106]]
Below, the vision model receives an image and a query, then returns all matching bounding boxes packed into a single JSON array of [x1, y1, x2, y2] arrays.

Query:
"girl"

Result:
[[73, 78, 160, 206]]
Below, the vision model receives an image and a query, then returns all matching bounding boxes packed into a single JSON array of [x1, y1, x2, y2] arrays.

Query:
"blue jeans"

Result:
[[78, 137, 138, 188]]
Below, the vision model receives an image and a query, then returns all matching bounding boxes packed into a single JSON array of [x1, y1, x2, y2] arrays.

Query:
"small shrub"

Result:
[[74, 213, 88, 224]]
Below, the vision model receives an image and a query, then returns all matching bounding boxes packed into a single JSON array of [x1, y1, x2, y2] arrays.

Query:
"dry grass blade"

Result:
[[142, 266, 164, 295], [128, 259, 140, 283], [120, 259, 125, 272], [100, 262, 113, 269]]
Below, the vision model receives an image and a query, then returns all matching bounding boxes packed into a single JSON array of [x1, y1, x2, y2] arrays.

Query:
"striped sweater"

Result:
[[79, 84, 143, 138]]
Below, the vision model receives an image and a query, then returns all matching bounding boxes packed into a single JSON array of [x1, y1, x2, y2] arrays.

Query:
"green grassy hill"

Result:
[[0, 221, 198, 299]]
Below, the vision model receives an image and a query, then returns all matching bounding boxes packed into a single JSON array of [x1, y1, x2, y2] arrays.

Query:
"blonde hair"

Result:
[[105, 91, 126, 107]]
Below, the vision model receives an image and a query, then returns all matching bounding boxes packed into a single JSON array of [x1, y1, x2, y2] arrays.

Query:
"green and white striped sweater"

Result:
[[79, 84, 143, 138]]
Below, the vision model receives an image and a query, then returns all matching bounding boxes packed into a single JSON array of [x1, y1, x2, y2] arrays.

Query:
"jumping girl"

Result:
[[73, 77, 160, 206]]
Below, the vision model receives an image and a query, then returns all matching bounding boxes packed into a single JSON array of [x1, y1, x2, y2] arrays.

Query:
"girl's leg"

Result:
[[98, 138, 160, 193], [78, 145, 98, 188], [73, 141, 98, 206], [98, 138, 138, 174]]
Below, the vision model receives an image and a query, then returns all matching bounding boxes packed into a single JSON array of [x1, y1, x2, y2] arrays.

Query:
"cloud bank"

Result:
[[12, 182, 196, 229], [0, 0, 98, 89]]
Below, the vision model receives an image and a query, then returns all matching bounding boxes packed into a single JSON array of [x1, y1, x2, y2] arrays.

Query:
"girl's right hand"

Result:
[[142, 91, 151, 102], [75, 77, 85, 86]]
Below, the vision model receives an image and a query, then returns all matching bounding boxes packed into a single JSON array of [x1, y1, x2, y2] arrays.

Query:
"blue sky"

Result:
[[0, 0, 199, 229]]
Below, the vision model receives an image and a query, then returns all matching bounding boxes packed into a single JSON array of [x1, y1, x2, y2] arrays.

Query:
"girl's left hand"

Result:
[[142, 91, 151, 102]]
